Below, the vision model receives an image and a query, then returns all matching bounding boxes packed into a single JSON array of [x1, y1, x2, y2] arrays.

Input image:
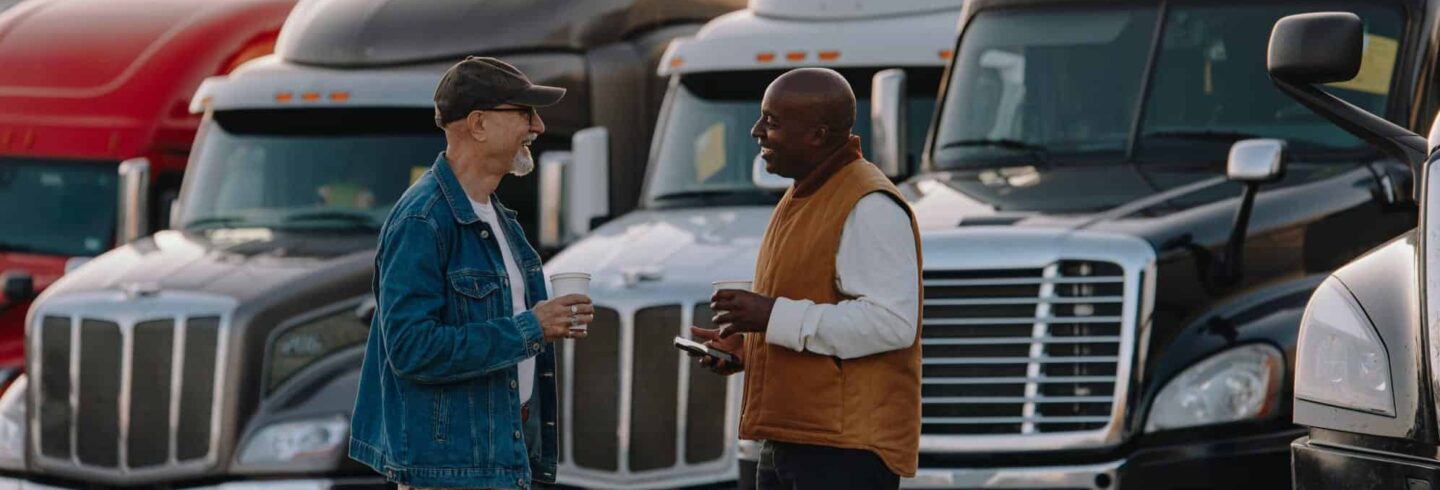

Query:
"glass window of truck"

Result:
[[933, 2, 1403, 168]]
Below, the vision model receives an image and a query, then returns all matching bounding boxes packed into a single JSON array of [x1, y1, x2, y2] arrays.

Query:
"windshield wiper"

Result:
[[282, 209, 381, 230], [184, 215, 251, 230], [938, 138, 1050, 165], [652, 189, 763, 201], [1143, 130, 1266, 142], [0, 242, 43, 254]]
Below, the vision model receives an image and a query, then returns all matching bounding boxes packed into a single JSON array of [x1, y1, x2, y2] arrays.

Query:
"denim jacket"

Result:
[[350, 154, 558, 490]]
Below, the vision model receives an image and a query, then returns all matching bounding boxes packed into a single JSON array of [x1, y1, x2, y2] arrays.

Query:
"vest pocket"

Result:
[[760, 349, 844, 434]]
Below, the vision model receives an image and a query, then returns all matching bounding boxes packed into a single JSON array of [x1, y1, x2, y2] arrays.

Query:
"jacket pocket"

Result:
[[433, 387, 449, 442], [758, 348, 844, 434], [448, 269, 505, 322]]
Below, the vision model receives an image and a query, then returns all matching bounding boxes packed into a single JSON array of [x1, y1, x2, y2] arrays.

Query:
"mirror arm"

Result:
[[1209, 182, 1260, 291], [1273, 79, 1427, 196]]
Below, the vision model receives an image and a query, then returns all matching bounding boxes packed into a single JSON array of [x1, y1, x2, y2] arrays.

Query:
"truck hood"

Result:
[[39, 228, 375, 304], [544, 206, 772, 303]]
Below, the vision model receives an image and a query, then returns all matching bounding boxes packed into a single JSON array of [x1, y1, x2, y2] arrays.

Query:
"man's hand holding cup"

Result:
[[538, 272, 594, 341]]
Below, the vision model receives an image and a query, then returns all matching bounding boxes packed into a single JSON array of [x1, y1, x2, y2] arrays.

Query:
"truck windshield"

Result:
[[932, 2, 1403, 169], [178, 109, 444, 232], [644, 68, 940, 209], [0, 158, 117, 257]]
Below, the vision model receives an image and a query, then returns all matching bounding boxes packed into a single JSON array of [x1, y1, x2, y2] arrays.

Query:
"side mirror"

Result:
[[538, 151, 572, 250], [1226, 139, 1287, 183], [1268, 13, 1363, 85], [871, 69, 908, 178], [116, 157, 151, 244], [751, 153, 794, 190], [0, 271, 33, 305], [537, 127, 611, 250], [1267, 12, 1426, 186]]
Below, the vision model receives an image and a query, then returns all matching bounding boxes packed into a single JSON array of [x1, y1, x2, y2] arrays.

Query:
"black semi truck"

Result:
[[897, 0, 1431, 488]]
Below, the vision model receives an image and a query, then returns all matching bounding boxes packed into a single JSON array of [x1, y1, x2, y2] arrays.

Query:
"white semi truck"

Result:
[[542, 0, 964, 487]]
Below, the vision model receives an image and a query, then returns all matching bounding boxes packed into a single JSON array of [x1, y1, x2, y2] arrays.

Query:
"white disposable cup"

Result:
[[711, 280, 753, 330], [550, 272, 592, 332]]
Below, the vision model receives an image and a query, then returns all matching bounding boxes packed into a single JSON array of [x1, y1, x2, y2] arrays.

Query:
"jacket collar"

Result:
[[792, 135, 864, 199], [432, 152, 520, 224]]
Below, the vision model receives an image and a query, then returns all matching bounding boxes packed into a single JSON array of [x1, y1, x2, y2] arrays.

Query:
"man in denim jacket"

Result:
[[349, 57, 594, 490]]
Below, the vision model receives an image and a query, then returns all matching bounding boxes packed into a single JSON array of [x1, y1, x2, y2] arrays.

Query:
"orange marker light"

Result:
[[756, 52, 777, 63], [275, 92, 294, 103], [301, 91, 321, 102], [818, 50, 840, 61], [786, 51, 806, 61], [330, 91, 351, 102], [670, 56, 684, 69], [939, 49, 954, 60]]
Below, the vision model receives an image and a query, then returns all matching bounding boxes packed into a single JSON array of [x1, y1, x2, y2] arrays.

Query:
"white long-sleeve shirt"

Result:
[[764, 193, 920, 359]]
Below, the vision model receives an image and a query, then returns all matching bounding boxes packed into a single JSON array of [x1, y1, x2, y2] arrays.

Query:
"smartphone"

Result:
[[673, 336, 739, 365]]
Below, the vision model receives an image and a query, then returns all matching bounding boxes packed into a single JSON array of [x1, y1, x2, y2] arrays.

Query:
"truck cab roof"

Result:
[[277, 0, 744, 67], [659, 0, 963, 75], [0, 0, 294, 160]]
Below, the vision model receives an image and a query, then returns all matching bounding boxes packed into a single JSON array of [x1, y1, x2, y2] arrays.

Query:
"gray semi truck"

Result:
[[0, 0, 742, 487]]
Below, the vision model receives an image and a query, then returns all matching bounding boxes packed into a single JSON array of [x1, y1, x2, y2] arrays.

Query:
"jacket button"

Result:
[[514, 430, 522, 439], [531, 342, 540, 350], [481, 230, 490, 239], [510, 379, 518, 389]]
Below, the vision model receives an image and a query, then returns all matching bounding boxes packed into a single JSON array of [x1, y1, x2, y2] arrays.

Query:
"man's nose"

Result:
[[531, 112, 546, 135], [750, 119, 763, 139]]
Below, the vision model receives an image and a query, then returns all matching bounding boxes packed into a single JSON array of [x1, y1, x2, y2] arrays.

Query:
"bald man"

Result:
[[688, 68, 923, 489]]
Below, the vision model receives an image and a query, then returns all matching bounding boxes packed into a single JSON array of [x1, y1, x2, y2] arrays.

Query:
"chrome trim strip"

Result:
[[675, 305, 693, 465], [561, 336, 576, 465], [617, 305, 635, 474], [168, 316, 186, 464], [26, 290, 238, 484], [117, 318, 134, 468], [902, 459, 1125, 489], [1021, 264, 1056, 434]]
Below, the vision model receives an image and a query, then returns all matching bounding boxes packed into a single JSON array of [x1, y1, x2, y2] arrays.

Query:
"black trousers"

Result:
[[756, 440, 900, 490]]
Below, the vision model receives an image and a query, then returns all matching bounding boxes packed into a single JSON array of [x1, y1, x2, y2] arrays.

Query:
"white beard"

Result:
[[510, 146, 535, 177]]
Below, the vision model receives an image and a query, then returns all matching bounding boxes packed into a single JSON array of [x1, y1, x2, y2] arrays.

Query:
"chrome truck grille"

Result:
[[27, 291, 236, 483], [921, 261, 1125, 435], [918, 230, 1154, 453], [555, 302, 741, 489]]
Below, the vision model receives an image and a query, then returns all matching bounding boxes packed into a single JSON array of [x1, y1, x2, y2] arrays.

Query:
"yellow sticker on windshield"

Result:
[[695, 122, 726, 183], [410, 166, 428, 185], [1326, 34, 1397, 96]]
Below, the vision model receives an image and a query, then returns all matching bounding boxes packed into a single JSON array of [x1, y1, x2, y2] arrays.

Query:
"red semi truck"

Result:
[[0, 0, 295, 368]]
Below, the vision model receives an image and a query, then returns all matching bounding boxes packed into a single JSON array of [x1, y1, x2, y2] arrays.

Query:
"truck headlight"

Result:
[[0, 375, 26, 470], [1145, 343, 1283, 432], [1293, 277, 1395, 416], [267, 308, 369, 392], [237, 415, 348, 469]]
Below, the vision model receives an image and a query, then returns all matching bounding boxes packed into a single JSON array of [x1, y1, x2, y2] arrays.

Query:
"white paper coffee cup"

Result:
[[550, 272, 592, 332], [711, 280, 752, 330]]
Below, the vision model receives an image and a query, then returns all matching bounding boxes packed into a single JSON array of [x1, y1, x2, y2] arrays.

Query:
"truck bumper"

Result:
[[902, 427, 1300, 489], [1292, 435, 1440, 490], [0, 476, 390, 489]]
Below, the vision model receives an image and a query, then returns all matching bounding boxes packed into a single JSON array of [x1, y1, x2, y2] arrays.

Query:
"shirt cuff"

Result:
[[766, 297, 813, 352]]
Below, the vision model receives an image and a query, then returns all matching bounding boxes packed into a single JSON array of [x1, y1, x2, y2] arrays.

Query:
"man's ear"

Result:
[[808, 125, 830, 147], [465, 111, 487, 142]]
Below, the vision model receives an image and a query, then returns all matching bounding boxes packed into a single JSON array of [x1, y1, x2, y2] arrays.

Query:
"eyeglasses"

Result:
[[435, 106, 536, 128]]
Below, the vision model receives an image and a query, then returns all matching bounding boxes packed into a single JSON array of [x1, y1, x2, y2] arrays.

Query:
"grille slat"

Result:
[[571, 308, 622, 471], [921, 260, 1127, 436], [629, 306, 680, 472], [76, 320, 122, 467]]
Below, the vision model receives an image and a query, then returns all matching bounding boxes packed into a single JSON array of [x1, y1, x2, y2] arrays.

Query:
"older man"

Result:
[[349, 57, 593, 490], [690, 68, 923, 490]]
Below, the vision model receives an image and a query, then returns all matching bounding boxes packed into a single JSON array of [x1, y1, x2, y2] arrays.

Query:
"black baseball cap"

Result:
[[434, 56, 566, 126]]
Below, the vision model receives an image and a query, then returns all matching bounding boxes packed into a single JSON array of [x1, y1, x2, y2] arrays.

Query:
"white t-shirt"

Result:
[[470, 197, 536, 404]]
